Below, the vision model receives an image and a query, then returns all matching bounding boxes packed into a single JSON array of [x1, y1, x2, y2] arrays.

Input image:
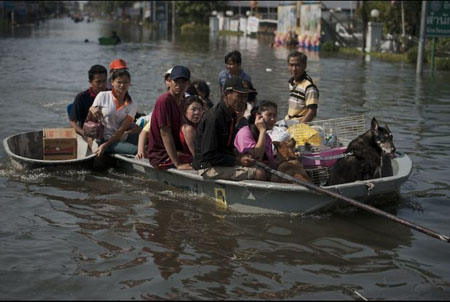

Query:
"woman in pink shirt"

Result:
[[234, 101, 278, 169]]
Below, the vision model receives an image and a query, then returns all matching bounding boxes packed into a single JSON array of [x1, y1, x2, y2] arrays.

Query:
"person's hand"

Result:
[[255, 114, 266, 132], [135, 151, 144, 160], [95, 143, 107, 157], [239, 154, 255, 167], [90, 106, 103, 121], [177, 163, 193, 170]]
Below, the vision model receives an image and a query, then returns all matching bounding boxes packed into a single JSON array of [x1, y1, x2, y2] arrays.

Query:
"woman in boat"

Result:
[[234, 100, 278, 169], [180, 95, 205, 162], [88, 69, 140, 157]]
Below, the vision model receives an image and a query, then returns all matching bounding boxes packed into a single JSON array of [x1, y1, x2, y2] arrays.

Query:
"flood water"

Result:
[[1, 17, 450, 300]]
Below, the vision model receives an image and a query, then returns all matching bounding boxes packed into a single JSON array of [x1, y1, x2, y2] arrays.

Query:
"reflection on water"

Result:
[[1, 17, 450, 300]]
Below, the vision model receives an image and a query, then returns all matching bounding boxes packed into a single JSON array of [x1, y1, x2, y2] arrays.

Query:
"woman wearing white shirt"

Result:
[[88, 69, 139, 157]]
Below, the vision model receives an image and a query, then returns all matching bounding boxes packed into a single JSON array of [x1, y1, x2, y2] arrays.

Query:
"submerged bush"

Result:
[[436, 57, 450, 70], [321, 40, 339, 52], [407, 46, 429, 64], [180, 23, 209, 33]]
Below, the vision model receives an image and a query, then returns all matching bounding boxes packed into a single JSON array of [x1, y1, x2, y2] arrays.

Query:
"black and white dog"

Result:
[[326, 117, 396, 186]]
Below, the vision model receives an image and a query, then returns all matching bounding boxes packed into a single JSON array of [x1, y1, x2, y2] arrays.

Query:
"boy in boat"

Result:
[[69, 64, 107, 139], [218, 50, 252, 98], [147, 66, 192, 170], [285, 51, 319, 123], [193, 76, 267, 181]]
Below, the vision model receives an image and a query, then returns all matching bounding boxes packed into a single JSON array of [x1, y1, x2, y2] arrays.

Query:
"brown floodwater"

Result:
[[0, 17, 449, 300]]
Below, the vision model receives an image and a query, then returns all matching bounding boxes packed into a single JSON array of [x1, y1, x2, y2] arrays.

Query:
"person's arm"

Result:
[[135, 129, 148, 159], [95, 117, 132, 157], [69, 120, 85, 137], [160, 126, 191, 170], [251, 114, 267, 160], [182, 124, 196, 157], [69, 99, 86, 136], [300, 86, 318, 123], [299, 105, 317, 123]]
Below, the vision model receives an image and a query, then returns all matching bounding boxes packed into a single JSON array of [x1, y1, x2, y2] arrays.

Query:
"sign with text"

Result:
[[426, 0, 450, 37]]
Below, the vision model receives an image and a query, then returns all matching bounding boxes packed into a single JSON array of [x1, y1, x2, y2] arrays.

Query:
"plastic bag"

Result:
[[287, 123, 322, 148], [83, 120, 104, 139], [269, 125, 291, 142]]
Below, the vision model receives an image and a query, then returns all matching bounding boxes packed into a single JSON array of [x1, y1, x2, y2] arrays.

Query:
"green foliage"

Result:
[[85, 1, 133, 15], [321, 40, 339, 52], [407, 46, 429, 63], [433, 37, 450, 56], [218, 30, 244, 36], [356, 1, 422, 37], [180, 23, 209, 33], [435, 57, 450, 70], [176, 1, 226, 26]]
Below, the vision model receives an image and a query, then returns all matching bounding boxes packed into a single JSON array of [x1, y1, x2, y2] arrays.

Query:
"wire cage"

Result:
[[287, 115, 367, 186]]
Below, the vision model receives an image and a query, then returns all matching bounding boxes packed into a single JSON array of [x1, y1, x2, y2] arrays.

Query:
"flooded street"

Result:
[[1, 18, 450, 300]]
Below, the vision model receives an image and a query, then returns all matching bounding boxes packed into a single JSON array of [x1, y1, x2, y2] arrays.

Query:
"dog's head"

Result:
[[371, 117, 396, 155], [273, 138, 298, 162]]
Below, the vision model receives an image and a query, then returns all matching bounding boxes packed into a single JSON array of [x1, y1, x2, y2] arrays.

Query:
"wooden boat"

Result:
[[3, 130, 97, 170], [110, 152, 413, 215]]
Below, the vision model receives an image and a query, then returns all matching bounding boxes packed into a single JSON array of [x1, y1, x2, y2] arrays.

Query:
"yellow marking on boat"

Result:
[[214, 188, 227, 208]]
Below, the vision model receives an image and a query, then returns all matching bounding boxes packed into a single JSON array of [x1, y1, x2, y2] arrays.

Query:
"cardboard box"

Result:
[[43, 128, 77, 160]]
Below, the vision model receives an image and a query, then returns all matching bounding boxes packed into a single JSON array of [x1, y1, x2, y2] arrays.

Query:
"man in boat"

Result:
[[147, 66, 192, 170], [193, 76, 267, 181], [218, 50, 252, 98], [111, 31, 121, 44], [69, 64, 107, 138], [285, 51, 319, 123]]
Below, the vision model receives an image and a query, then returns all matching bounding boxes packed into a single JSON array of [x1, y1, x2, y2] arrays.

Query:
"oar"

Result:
[[255, 161, 450, 243]]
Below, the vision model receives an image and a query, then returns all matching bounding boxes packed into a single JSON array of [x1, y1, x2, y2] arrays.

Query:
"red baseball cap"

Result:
[[109, 59, 127, 71]]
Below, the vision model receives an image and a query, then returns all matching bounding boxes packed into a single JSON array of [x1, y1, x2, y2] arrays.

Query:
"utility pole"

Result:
[[172, 1, 175, 40], [416, 0, 427, 76], [172, 1, 175, 30], [401, 0, 405, 37]]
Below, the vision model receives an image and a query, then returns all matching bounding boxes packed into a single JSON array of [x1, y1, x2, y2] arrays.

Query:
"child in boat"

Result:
[[186, 80, 214, 110], [234, 101, 278, 170], [218, 50, 252, 98]]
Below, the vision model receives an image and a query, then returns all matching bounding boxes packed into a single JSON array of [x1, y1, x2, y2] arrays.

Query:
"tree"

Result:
[[175, 1, 226, 26], [356, 1, 421, 37]]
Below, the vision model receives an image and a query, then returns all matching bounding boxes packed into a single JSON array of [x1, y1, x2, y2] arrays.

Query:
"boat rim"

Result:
[[3, 130, 97, 164]]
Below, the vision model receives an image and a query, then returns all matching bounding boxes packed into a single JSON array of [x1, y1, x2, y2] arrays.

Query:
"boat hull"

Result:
[[111, 153, 413, 215], [98, 37, 119, 45], [3, 131, 97, 170]]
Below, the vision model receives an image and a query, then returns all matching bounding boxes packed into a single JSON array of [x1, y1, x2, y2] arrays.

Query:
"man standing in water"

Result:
[[285, 51, 319, 123]]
